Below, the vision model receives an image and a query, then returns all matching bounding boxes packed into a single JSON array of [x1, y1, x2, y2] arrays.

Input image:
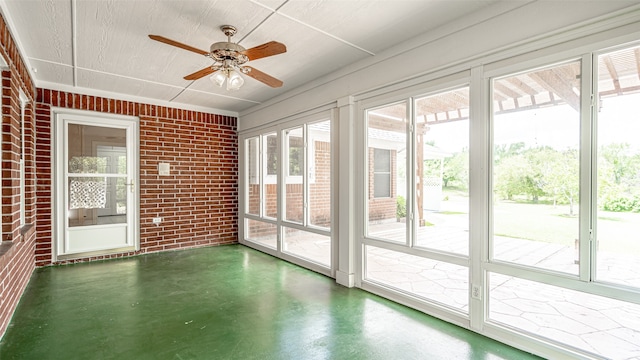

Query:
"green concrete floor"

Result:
[[0, 245, 540, 359]]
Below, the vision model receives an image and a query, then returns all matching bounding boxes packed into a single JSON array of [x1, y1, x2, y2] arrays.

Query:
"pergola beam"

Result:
[[603, 55, 622, 95], [528, 69, 581, 112]]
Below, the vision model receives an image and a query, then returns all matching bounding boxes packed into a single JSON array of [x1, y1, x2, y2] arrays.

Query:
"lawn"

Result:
[[440, 188, 640, 254]]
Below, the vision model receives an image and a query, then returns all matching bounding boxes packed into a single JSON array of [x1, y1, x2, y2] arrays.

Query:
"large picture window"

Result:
[[491, 60, 581, 275], [595, 45, 640, 289], [486, 44, 640, 359], [363, 85, 470, 314]]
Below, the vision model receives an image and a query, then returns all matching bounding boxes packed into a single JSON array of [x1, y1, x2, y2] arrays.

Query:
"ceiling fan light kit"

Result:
[[149, 25, 286, 91]]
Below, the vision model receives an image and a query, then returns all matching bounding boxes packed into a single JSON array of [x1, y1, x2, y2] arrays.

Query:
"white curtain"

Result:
[[69, 180, 106, 209]]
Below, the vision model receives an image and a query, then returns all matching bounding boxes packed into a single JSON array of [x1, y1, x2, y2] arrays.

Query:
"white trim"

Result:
[[18, 89, 29, 228], [468, 65, 490, 332], [51, 108, 140, 260]]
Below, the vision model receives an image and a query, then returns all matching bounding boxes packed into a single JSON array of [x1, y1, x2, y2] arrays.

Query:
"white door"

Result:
[[55, 112, 138, 259]]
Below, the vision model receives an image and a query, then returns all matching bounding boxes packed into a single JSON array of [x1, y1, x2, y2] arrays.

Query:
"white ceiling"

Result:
[[0, 0, 505, 115]]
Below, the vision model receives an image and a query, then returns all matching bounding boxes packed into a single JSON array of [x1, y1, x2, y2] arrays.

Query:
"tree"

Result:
[[600, 143, 636, 185], [442, 150, 468, 188], [494, 154, 530, 200], [543, 148, 579, 215], [494, 142, 525, 165]]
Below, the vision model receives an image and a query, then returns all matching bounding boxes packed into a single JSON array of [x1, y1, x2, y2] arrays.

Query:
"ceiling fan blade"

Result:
[[244, 66, 283, 88], [242, 41, 286, 61], [149, 35, 209, 56], [184, 66, 215, 81]]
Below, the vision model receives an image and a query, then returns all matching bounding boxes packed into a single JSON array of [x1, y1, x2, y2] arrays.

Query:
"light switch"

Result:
[[158, 162, 170, 175]]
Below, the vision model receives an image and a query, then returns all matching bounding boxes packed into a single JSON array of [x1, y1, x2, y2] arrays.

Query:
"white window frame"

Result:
[[19, 89, 28, 228], [239, 109, 335, 277]]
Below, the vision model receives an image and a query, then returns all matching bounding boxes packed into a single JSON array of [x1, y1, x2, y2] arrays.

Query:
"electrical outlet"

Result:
[[152, 217, 162, 224], [472, 284, 482, 300]]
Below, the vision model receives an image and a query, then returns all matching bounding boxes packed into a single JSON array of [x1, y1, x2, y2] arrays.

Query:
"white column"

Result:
[[469, 65, 489, 331], [335, 96, 355, 287]]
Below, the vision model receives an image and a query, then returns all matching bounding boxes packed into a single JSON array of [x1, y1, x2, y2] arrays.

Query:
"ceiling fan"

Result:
[[149, 25, 286, 90]]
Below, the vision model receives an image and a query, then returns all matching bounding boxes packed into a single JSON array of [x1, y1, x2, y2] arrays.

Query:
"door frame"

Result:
[[52, 108, 140, 261]]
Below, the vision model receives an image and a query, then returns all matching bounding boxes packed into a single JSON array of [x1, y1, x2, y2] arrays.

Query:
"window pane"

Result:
[[245, 137, 260, 216], [263, 133, 278, 219], [245, 219, 277, 249], [67, 124, 126, 174], [283, 227, 330, 267], [415, 87, 470, 255], [489, 273, 640, 359], [266, 134, 277, 176], [492, 61, 581, 275], [367, 102, 407, 243], [366, 245, 469, 313], [284, 127, 304, 223], [596, 45, 640, 288], [309, 120, 331, 229]]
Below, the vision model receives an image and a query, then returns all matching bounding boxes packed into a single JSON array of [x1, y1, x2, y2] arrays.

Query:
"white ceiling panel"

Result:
[[277, 0, 499, 55], [240, 14, 368, 88], [4, 0, 72, 65]]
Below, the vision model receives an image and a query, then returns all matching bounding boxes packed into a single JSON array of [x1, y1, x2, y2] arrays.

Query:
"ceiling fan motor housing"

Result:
[[209, 42, 248, 64]]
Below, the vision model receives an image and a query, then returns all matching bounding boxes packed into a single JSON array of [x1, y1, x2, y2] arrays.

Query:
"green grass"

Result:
[[439, 188, 640, 253], [598, 216, 622, 222]]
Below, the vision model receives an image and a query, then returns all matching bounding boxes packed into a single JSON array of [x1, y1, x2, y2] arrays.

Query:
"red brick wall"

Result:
[[309, 140, 331, 227], [0, 11, 37, 337], [35, 90, 238, 266]]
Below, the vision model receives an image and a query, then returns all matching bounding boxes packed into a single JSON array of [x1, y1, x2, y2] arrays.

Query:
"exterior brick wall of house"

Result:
[[34, 90, 239, 266], [0, 12, 38, 337], [309, 140, 331, 227]]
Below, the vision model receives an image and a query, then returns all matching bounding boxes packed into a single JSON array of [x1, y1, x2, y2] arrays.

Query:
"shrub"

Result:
[[396, 195, 406, 218], [601, 194, 640, 212]]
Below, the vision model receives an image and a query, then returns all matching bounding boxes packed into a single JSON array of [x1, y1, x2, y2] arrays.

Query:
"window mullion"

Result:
[[408, 99, 415, 248], [579, 53, 594, 282], [303, 124, 309, 227]]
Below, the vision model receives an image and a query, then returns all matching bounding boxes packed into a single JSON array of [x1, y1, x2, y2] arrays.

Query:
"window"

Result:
[[245, 137, 260, 216], [284, 127, 304, 223], [415, 87, 470, 255], [283, 120, 332, 266], [366, 101, 406, 244], [265, 134, 277, 176], [362, 85, 470, 314], [288, 135, 303, 177], [487, 44, 640, 359], [491, 60, 581, 275], [243, 116, 332, 269], [19, 89, 28, 228], [595, 45, 640, 288], [373, 148, 391, 198]]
